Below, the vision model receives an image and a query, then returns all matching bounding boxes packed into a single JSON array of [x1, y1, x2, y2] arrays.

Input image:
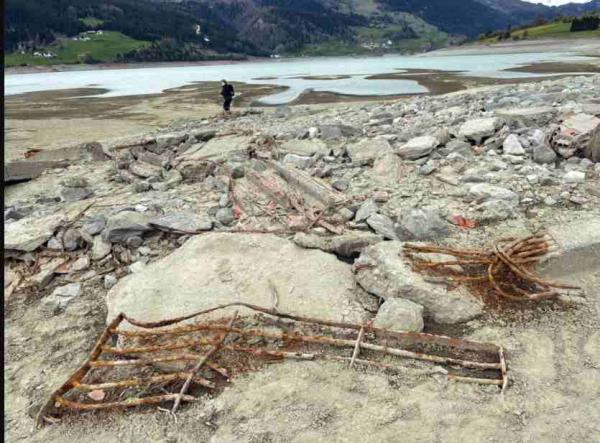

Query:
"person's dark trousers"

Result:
[[223, 97, 233, 112]]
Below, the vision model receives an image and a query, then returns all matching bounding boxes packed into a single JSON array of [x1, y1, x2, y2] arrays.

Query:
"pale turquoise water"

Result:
[[4, 51, 590, 105]]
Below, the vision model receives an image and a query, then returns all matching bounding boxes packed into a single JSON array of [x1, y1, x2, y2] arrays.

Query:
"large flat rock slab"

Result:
[[106, 233, 370, 324], [4, 160, 69, 184], [184, 135, 252, 161]]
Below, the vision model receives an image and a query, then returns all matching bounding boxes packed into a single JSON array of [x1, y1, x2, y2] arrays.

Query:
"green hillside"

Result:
[[480, 18, 600, 43], [5, 31, 148, 66]]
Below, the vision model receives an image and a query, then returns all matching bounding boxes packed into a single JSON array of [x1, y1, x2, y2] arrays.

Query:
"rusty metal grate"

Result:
[[37, 303, 507, 426]]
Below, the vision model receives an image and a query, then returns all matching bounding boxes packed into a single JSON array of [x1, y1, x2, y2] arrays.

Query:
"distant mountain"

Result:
[[5, 0, 600, 64]]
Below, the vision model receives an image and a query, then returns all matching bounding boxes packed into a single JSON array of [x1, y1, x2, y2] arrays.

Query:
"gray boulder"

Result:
[[129, 161, 161, 179], [355, 199, 379, 223], [374, 298, 424, 333], [366, 214, 398, 240], [459, 118, 502, 144], [496, 106, 556, 128], [282, 153, 314, 169], [216, 207, 236, 226], [397, 136, 438, 160], [60, 186, 93, 202], [4, 213, 63, 252], [467, 184, 519, 204], [82, 217, 107, 236], [41, 283, 82, 314], [149, 212, 213, 234], [355, 242, 484, 324], [346, 138, 393, 165], [102, 211, 152, 243], [92, 235, 112, 260], [532, 143, 557, 164], [280, 139, 328, 157], [293, 232, 382, 258], [395, 208, 449, 241], [503, 134, 525, 156]]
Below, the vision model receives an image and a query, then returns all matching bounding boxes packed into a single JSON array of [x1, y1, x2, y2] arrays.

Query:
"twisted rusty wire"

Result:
[[403, 232, 580, 303]]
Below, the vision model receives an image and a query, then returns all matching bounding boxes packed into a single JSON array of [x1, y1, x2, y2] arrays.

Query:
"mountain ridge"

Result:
[[5, 0, 599, 64]]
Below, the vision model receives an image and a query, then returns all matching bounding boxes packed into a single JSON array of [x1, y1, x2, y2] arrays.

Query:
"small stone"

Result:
[[42, 283, 82, 314], [366, 214, 397, 240], [332, 180, 349, 192], [60, 187, 93, 202], [134, 182, 152, 193], [374, 299, 424, 333], [419, 162, 437, 175], [92, 236, 112, 260], [355, 200, 378, 223], [126, 236, 143, 248], [395, 208, 449, 241], [459, 118, 502, 144], [564, 170, 585, 184], [62, 228, 83, 251], [47, 237, 63, 251], [129, 261, 147, 274], [82, 217, 107, 236], [467, 184, 519, 204], [283, 153, 314, 169], [503, 134, 525, 155], [70, 256, 91, 272], [397, 136, 438, 160], [150, 212, 213, 233], [532, 144, 557, 164], [103, 211, 152, 243], [231, 165, 245, 179], [219, 194, 230, 208], [216, 208, 235, 226]]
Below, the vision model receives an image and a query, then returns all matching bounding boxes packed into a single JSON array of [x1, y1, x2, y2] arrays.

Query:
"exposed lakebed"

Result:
[[5, 51, 594, 105]]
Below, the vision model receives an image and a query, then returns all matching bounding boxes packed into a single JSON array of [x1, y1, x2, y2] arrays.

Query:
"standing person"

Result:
[[220, 79, 235, 114]]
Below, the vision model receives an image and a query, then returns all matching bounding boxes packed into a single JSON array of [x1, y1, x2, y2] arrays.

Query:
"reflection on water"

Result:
[[4, 52, 589, 105]]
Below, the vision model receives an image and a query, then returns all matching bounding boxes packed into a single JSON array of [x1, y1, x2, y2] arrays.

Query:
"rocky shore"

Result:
[[5, 73, 600, 442]]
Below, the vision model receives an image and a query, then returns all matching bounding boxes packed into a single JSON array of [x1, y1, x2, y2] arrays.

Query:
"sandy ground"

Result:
[[5, 249, 599, 442], [4, 82, 284, 161]]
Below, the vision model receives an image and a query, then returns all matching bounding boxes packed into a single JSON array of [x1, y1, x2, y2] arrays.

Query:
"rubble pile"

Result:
[[5, 74, 600, 335]]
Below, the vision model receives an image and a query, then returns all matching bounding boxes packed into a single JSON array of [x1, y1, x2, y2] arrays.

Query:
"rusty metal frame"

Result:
[[37, 303, 507, 426]]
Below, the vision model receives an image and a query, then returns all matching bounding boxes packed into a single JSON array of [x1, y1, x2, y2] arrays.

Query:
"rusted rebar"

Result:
[[403, 232, 581, 304], [171, 312, 238, 414], [38, 303, 506, 426]]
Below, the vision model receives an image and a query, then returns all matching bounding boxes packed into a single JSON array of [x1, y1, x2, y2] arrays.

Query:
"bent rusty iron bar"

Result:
[[116, 302, 501, 355], [72, 373, 215, 391], [114, 324, 501, 370], [55, 394, 198, 411]]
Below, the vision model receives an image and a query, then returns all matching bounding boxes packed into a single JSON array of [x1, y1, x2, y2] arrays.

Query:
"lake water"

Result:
[[4, 51, 590, 105]]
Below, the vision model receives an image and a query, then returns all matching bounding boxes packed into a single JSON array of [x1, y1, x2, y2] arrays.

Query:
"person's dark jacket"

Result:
[[221, 83, 235, 98]]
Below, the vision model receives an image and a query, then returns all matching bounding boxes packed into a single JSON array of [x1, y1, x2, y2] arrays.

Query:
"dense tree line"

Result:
[[571, 15, 600, 32]]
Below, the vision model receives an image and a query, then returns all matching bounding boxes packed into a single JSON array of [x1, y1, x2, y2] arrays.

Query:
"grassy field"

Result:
[[5, 31, 148, 66], [481, 20, 600, 43]]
